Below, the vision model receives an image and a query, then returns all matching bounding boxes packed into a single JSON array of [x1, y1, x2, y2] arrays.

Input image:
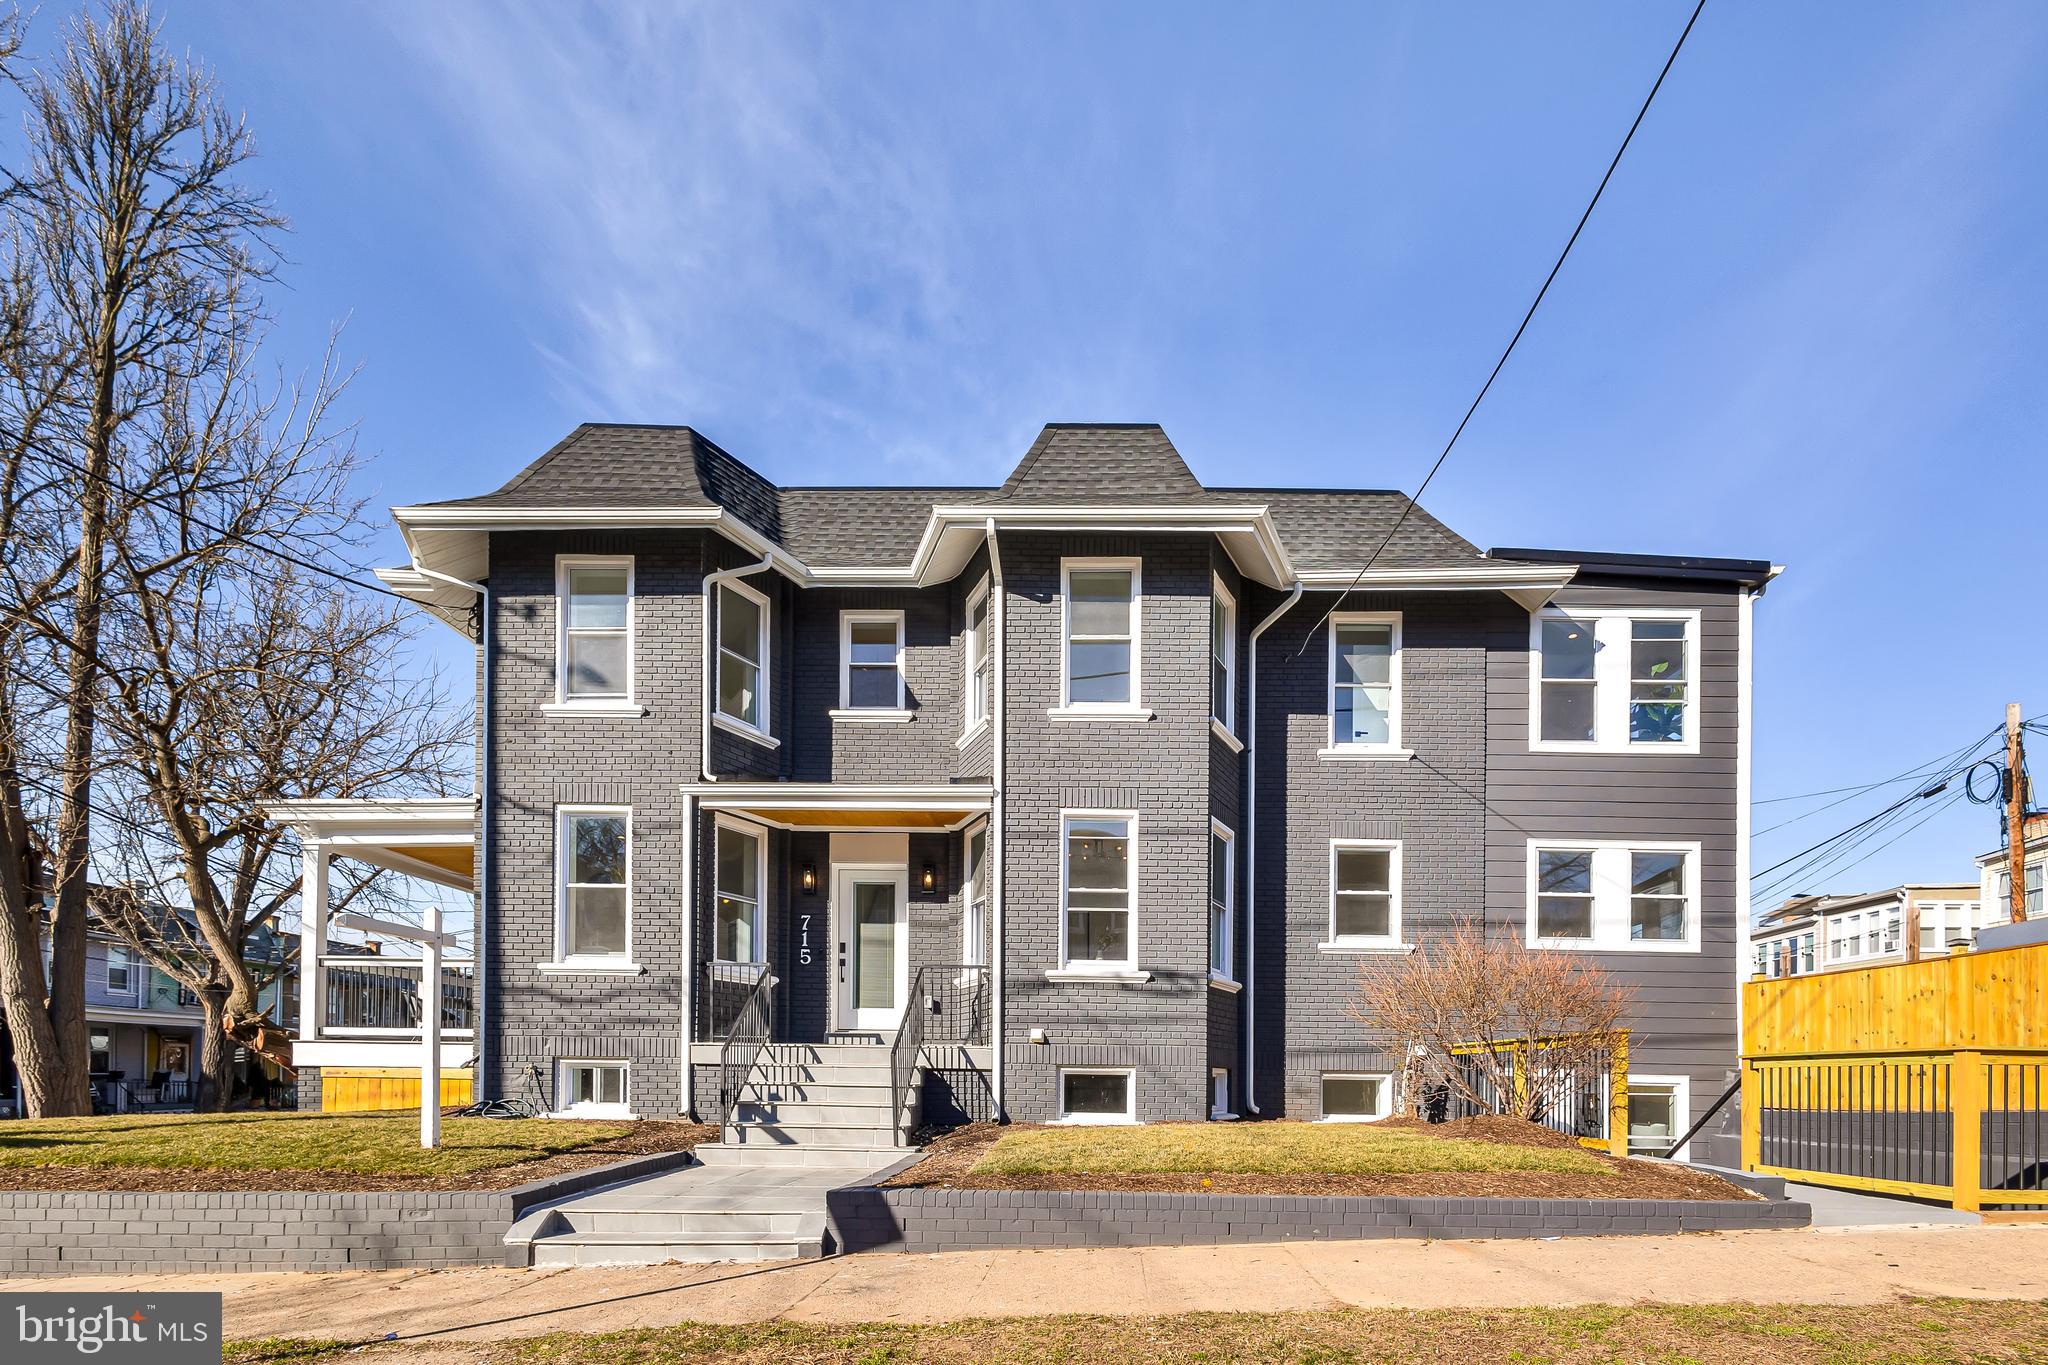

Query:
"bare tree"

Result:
[[84, 327, 466, 1110], [0, 0, 282, 1115], [1350, 921, 1634, 1124]]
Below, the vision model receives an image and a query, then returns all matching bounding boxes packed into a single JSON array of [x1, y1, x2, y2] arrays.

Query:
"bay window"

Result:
[[715, 819, 764, 963], [716, 580, 769, 733]]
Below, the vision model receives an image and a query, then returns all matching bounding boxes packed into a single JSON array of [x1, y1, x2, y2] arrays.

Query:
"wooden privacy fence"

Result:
[[320, 1066, 474, 1114], [1741, 940, 2048, 1210]]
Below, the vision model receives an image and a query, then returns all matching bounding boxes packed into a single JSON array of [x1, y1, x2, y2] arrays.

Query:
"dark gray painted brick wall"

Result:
[[826, 1184, 1807, 1253], [470, 520, 1744, 1146]]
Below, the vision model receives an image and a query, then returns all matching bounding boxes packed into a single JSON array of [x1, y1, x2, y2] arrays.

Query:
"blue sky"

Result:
[[135, 1, 2047, 902]]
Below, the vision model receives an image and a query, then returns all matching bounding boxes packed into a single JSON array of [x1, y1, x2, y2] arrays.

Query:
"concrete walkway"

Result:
[[1785, 1180, 1983, 1228], [6, 1224, 2045, 1343]]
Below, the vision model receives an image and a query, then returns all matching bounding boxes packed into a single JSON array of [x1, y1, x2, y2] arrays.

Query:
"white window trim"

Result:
[[1319, 1071, 1394, 1122], [1210, 818, 1236, 984], [1528, 607, 1702, 756], [553, 1059, 633, 1119], [712, 813, 769, 965], [837, 608, 908, 718], [1524, 838, 1703, 954], [961, 574, 992, 743], [1211, 572, 1237, 735], [1625, 1072, 1692, 1161], [715, 575, 774, 741], [1056, 1066, 1137, 1125], [1051, 556, 1149, 719], [1211, 1067, 1238, 1121], [1321, 611, 1412, 760], [548, 554, 641, 714], [964, 819, 990, 969], [554, 806, 635, 970], [1054, 808, 1140, 975], [105, 944, 133, 995], [1323, 839, 1404, 951]]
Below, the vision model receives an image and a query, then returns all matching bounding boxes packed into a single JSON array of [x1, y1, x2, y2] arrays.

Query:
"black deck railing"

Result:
[[712, 961, 777, 1129], [889, 964, 991, 1143]]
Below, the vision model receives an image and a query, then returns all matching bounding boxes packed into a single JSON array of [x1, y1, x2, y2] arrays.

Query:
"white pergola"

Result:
[[262, 797, 478, 1141]]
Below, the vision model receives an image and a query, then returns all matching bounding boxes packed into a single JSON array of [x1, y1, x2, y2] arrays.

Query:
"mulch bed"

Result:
[[882, 1120, 1753, 1202], [0, 1120, 716, 1193]]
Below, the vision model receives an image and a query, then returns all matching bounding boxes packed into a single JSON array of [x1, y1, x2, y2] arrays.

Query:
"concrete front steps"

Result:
[[507, 1040, 911, 1266]]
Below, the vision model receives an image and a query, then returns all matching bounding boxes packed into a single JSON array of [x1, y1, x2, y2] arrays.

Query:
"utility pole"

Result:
[[2008, 702, 2029, 924]]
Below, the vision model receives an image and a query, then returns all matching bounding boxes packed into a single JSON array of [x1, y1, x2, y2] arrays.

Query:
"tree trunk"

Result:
[[194, 991, 236, 1112]]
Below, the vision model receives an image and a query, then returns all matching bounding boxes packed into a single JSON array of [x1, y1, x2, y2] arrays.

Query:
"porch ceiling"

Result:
[[685, 782, 993, 832], [732, 807, 970, 829]]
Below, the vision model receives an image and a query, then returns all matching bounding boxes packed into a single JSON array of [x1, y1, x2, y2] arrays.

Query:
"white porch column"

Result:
[[421, 902, 442, 1149], [300, 841, 328, 1044]]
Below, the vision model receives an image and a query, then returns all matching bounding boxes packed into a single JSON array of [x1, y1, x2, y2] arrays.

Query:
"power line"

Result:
[[1753, 726, 2001, 837], [1752, 726, 2002, 807], [1296, 0, 1708, 654]]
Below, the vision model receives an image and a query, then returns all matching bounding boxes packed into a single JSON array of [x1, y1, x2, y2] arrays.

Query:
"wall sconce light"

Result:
[[920, 862, 937, 893], [800, 863, 818, 895]]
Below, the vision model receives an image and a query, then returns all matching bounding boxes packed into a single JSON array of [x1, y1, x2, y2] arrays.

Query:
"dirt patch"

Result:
[[0, 1121, 715, 1193], [882, 1120, 1751, 1202]]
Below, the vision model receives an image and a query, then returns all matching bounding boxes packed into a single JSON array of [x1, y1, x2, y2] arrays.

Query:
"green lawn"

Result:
[[0, 1112, 636, 1177], [225, 1299, 2048, 1364], [971, 1122, 1609, 1178]]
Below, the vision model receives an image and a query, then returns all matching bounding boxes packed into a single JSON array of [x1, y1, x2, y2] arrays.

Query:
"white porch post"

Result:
[[300, 841, 328, 1045], [422, 902, 442, 1149]]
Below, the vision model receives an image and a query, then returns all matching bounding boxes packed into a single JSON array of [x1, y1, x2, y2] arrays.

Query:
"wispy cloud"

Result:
[[377, 3, 1009, 476]]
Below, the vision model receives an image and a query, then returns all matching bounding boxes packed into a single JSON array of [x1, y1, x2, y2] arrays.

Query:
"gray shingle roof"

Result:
[[414, 422, 1483, 572], [1227, 489, 1484, 571]]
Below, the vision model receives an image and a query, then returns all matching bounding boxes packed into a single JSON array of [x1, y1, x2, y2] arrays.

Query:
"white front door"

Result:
[[835, 865, 909, 1032]]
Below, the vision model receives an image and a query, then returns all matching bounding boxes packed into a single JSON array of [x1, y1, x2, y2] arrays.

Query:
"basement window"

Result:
[[1320, 1073, 1391, 1122], [1058, 1067, 1135, 1125], [556, 1060, 629, 1118]]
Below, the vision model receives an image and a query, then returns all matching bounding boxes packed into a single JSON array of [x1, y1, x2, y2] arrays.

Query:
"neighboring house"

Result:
[[0, 910, 298, 1116], [279, 422, 1773, 1164], [1976, 811, 2048, 926], [1751, 884, 1987, 978]]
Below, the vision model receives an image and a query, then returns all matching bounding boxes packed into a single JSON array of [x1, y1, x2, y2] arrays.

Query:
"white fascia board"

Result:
[[1296, 563, 1578, 608], [391, 505, 813, 585], [681, 781, 994, 812]]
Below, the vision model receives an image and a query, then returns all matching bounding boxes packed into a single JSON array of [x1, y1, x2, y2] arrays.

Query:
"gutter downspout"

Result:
[[985, 519, 1008, 1120], [688, 552, 776, 1116], [1243, 583, 1304, 1116], [412, 564, 491, 1100]]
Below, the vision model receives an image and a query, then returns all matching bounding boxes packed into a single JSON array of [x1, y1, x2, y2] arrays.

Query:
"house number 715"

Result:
[[799, 913, 813, 966]]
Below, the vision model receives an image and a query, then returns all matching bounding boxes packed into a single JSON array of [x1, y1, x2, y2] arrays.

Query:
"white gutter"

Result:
[[1243, 582, 1304, 1115], [1735, 584, 1756, 1047], [699, 555, 777, 784], [985, 518, 1008, 1120], [409, 562, 492, 1102]]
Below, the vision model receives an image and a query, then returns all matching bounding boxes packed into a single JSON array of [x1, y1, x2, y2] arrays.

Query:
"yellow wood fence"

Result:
[[319, 1067, 473, 1114], [1741, 941, 2048, 1210]]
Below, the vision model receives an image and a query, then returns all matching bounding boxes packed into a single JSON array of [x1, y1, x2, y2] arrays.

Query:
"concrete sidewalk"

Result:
[[5, 1224, 2045, 1344]]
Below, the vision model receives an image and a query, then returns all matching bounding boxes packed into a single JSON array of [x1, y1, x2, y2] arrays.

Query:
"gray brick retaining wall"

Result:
[[826, 1177, 1809, 1253], [0, 1152, 694, 1276]]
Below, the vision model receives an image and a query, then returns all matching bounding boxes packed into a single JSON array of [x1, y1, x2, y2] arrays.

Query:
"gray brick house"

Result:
[[348, 421, 1772, 1164]]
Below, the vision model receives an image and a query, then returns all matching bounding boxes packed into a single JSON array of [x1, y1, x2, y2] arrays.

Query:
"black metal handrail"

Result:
[[714, 962, 777, 1129], [888, 964, 990, 1144]]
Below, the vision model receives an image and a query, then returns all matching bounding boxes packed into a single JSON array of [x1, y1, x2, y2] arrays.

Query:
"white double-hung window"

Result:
[[1326, 841, 1402, 950], [963, 577, 992, 737], [1059, 812, 1135, 972], [716, 579, 771, 736], [837, 610, 908, 717], [557, 808, 631, 966], [1324, 613, 1405, 757], [105, 944, 133, 994], [1527, 840, 1701, 952], [555, 557, 634, 707], [1209, 820, 1235, 981], [714, 818, 765, 964], [1530, 608, 1700, 753], [964, 823, 990, 967], [1211, 575, 1237, 734], [1058, 559, 1142, 713]]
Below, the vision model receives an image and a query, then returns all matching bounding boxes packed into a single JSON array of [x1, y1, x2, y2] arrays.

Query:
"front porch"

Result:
[[685, 783, 997, 1135], [261, 798, 480, 1105]]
